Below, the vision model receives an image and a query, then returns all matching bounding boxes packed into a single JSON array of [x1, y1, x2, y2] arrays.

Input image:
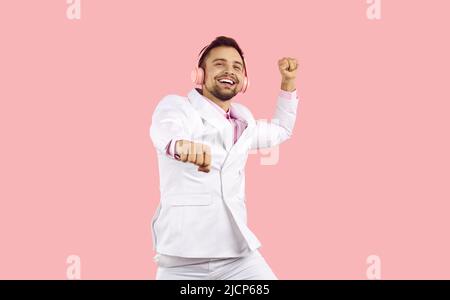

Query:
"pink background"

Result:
[[1, 0, 449, 279]]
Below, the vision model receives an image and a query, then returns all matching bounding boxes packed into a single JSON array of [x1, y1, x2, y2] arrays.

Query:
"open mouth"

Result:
[[217, 78, 236, 89]]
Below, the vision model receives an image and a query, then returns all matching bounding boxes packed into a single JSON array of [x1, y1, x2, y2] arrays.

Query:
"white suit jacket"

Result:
[[149, 88, 299, 258]]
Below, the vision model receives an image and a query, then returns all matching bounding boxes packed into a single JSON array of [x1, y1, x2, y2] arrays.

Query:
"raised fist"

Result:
[[278, 57, 299, 81]]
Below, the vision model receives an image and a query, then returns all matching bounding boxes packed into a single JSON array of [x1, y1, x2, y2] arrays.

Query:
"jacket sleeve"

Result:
[[250, 90, 300, 150], [149, 95, 192, 159]]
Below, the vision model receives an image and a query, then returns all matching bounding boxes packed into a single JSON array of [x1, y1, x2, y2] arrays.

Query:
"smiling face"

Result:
[[202, 46, 245, 102]]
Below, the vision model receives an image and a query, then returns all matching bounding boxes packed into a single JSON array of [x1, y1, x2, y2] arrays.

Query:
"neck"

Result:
[[198, 88, 231, 113]]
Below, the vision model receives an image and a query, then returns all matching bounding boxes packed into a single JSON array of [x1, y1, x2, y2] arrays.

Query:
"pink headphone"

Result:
[[190, 59, 250, 94]]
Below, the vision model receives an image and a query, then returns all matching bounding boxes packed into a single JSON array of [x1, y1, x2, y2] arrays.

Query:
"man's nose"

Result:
[[223, 68, 235, 76], [224, 64, 235, 74]]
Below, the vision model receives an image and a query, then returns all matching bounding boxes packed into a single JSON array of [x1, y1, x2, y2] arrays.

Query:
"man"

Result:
[[149, 36, 299, 280]]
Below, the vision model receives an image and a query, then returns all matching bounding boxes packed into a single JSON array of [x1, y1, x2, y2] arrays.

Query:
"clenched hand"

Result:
[[175, 140, 212, 173], [278, 57, 299, 92]]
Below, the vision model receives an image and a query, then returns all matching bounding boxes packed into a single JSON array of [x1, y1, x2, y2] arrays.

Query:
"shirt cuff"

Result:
[[279, 89, 298, 100], [165, 139, 181, 160]]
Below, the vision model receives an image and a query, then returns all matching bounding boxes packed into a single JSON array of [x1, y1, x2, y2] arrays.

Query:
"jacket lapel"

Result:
[[187, 88, 233, 151], [187, 88, 256, 163], [224, 102, 255, 162]]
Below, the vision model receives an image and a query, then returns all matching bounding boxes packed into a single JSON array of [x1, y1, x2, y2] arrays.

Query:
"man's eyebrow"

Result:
[[212, 58, 243, 67]]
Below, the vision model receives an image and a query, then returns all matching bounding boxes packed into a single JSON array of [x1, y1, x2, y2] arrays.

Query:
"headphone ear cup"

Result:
[[191, 67, 204, 85], [240, 76, 249, 94]]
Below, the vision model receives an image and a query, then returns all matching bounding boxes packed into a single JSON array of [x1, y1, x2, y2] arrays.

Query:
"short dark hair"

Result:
[[197, 36, 247, 75]]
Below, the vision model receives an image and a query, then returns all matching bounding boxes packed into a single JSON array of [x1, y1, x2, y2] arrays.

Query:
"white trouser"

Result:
[[154, 249, 277, 280]]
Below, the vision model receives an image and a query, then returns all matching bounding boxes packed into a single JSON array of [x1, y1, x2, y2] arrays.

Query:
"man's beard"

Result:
[[207, 83, 238, 101]]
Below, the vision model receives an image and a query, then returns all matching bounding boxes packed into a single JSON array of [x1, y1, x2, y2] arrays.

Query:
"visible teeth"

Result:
[[219, 79, 234, 85]]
